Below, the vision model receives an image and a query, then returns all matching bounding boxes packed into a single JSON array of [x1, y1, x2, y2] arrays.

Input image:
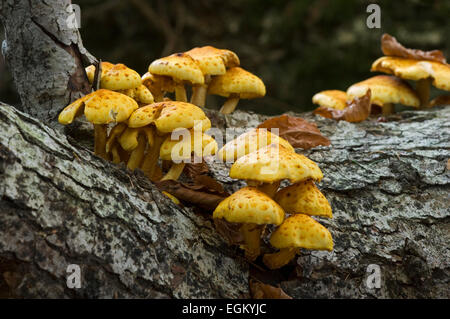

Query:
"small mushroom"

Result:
[[159, 129, 218, 181], [274, 180, 332, 218], [229, 144, 323, 197], [213, 187, 285, 261], [208, 67, 266, 114], [185, 46, 240, 107], [430, 95, 450, 107], [58, 89, 138, 159], [371, 56, 450, 108], [263, 214, 333, 269], [312, 90, 348, 110], [218, 128, 294, 163], [117, 126, 154, 170], [127, 101, 212, 180], [142, 72, 175, 102], [148, 53, 204, 102], [105, 123, 128, 164], [346, 75, 420, 115]]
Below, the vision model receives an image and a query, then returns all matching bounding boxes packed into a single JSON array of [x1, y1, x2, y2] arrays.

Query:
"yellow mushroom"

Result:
[[312, 90, 348, 110], [274, 180, 332, 218], [213, 187, 285, 261], [58, 89, 138, 159], [347, 75, 420, 115], [208, 67, 266, 114], [148, 53, 204, 102], [185, 46, 240, 107], [229, 144, 323, 197], [263, 214, 333, 269]]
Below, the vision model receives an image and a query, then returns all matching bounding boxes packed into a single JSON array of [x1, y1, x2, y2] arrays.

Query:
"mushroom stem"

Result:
[[262, 248, 300, 270], [240, 223, 263, 261], [220, 94, 240, 114], [160, 162, 186, 181], [94, 124, 108, 159], [110, 145, 122, 164], [417, 78, 432, 108], [141, 135, 166, 181], [126, 134, 146, 170], [190, 75, 211, 108], [175, 84, 187, 102], [382, 103, 395, 115]]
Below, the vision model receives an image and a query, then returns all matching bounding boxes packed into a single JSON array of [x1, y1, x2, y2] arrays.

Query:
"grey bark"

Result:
[[1, 101, 449, 298], [208, 108, 450, 299], [0, 102, 248, 298], [0, 0, 95, 125]]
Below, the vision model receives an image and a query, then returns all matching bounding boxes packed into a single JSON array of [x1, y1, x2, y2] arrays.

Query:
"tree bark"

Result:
[[1, 102, 449, 298], [208, 108, 450, 299], [0, 0, 95, 126]]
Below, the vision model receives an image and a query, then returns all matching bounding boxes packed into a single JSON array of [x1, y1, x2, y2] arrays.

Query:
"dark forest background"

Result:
[[1, 0, 449, 114]]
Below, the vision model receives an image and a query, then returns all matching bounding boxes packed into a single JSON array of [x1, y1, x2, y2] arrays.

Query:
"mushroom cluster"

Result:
[[312, 34, 450, 115], [146, 46, 266, 114], [213, 129, 334, 268]]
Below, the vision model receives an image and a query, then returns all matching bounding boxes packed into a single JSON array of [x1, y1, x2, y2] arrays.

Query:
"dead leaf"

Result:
[[257, 114, 330, 149], [314, 89, 372, 123], [155, 178, 229, 212], [447, 159, 450, 171], [184, 162, 210, 179], [381, 33, 447, 64], [249, 280, 292, 299], [214, 219, 245, 245]]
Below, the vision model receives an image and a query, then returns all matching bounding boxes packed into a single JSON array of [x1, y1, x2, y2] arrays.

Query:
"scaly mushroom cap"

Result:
[[128, 101, 211, 133], [371, 56, 450, 91], [133, 85, 154, 104], [347, 75, 420, 108], [208, 67, 266, 99], [213, 187, 285, 226], [270, 214, 333, 251], [312, 90, 348, 110], [274, 180, 332, 218], [142, 72, 175, 93], [230, 144, 323, 184], [159, 129, 218, 161], [218, 128, 294, 162], [148, 53, 204, 85], [58, 89, 138, 125], [185, 46, 240, 76], [85, 62, 115, 83], [100, 63, 142, 91]]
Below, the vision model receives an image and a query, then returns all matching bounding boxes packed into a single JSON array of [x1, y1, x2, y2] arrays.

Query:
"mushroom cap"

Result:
[[208, 67, 266, 99], [218, 128, 294, 162], [371, 56, 450, 91], [100, 63, 142, 91], [128, 101, 211, 133], [269, 214, 333, 251], [312, 90, 348, 110], [85, 62, 115, 83], [148, 53, 204, 85], [159, 129, 218, 161], [213, 187, 285, 226], [347, 75, 420, 108], [230, 144, 323, 183], [58, 89, 138, 125], [185, 46, 240, 76], [274, 180, 332, 218], [133, 85, 154, 104], [142, 72, 175, 93]]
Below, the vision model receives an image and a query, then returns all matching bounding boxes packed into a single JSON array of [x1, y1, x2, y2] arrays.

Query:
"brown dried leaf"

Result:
[[257, 114, 330, 149], [214, 219, 244, 245], [381, 33, 447, 64], [155, 178, 229, 212], [183, 162, 210, 179], [314, 89, 372, 123], [249, 280, 293, 299]]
